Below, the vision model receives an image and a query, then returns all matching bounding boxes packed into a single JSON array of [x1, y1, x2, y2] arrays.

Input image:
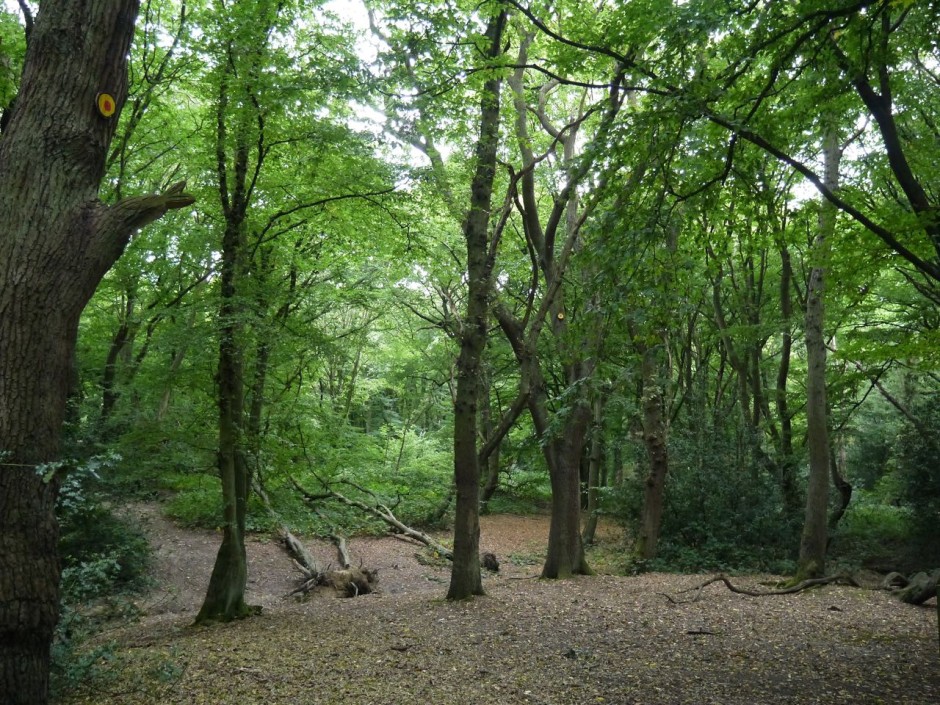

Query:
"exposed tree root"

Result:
[[662, 573, 860, 604]]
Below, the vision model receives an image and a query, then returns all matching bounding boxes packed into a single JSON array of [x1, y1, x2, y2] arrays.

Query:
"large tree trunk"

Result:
[[797, 125, 840, 580], [447, 9, 506, 601], [0, 2, 193, 702], [195, 217, 253, 622], [542, 414, 593, 578]]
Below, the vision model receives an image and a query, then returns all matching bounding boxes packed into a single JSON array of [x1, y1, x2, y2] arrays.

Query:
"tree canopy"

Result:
[[1, 0, 939, 701]]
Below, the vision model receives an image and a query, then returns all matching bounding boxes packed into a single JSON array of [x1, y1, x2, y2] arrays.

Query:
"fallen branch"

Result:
[[330, 533, 352, 570], [253, 476, 376, 598], [290, 475, 454, 560], [252, 477, 320, 577], [666, 573, 859, 604]]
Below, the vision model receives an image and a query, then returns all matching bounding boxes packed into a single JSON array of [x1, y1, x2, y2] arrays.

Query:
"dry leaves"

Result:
[[58, 509, 939, 705]]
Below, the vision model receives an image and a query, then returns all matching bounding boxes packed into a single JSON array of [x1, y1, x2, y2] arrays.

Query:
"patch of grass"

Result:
[[163, 483, 224, 528], [507, 551, 544, 567], [840, 493, 913, 541]]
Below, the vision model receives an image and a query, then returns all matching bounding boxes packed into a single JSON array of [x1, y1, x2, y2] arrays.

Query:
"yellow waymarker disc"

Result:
[[97, 93, 116, 118]]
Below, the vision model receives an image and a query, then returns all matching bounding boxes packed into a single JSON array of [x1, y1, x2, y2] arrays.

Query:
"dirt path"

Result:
[[129, 504, 587, 619], [61, 506, 939, 705]]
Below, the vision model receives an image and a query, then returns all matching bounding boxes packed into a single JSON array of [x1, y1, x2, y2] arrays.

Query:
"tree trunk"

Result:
[[197, 59, 254, 621], [542, 423, 593, 578], [0, 2, 193, 701], [828, 441, 852, 532], [196, 216, 253, 623], [776, 244, 800, 517], [447, 9, 506, 601], [634, 344, 670, 560], [533, 366, 593, 578], [582, 395, 604, 545], [797, 125, 840, 580], [99, 291, 136, 430], [479, 371, 502, 513]]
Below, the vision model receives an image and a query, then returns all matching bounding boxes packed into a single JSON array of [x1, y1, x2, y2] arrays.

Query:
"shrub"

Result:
[[894, 396, 940, 565], [52, 455, 152, 698]]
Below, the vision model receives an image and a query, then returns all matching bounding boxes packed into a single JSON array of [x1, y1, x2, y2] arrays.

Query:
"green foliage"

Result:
[[607, 426, 799, 573], [0, 10, 25, 111], [494, 467, 553, 511], [53, 457, 152, 699], [162, 475, 225, 528], [50, 611, 119, 700], [895, 396, 940, 564], [58, 457, 152, 598], [57, 0, 939, 594]]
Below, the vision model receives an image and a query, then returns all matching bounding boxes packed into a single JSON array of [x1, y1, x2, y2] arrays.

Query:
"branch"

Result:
[[290, 476, 454, 560], [16, 0, 33, 42], [703, 110, 940, 282], [101, 180, 196, 233], [665, 573, 859, 604], [257, 188, 396, 241], [478, 388, 529, 465]]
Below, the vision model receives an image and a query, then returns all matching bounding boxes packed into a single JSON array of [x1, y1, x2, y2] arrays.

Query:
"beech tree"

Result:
[[0, 1, 193, 702]]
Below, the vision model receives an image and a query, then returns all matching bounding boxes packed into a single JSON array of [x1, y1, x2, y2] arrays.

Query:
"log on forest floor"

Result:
[[883, 569, 940, 605], [290, 475, 503, 574], [253, 477, 378, 598], [289, 566, 379, 598]]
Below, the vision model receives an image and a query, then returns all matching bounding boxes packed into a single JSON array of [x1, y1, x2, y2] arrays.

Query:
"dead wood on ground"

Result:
[[253, 478, 321, 577], [882, 569, 940, 605], [290, 475, 454, 559], [253, 477, 378, 598], [661, 573, 859, 604]]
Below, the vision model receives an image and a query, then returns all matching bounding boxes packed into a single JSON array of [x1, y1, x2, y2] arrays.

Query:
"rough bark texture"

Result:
[[447, 9, 506, 601], [541, 413, 593, 578], [0, 2, 193, 702], [798, 126, 840, 580]]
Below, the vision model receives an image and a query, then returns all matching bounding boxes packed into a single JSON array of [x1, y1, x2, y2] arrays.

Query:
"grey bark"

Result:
[[798, 124, 840, 580]]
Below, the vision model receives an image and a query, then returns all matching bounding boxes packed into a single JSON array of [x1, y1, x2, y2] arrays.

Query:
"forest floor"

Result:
[[58, 504, 939, 705]]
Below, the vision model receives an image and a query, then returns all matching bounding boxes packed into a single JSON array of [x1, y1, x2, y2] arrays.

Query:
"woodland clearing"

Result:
[[57, 505, 939, 705]]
